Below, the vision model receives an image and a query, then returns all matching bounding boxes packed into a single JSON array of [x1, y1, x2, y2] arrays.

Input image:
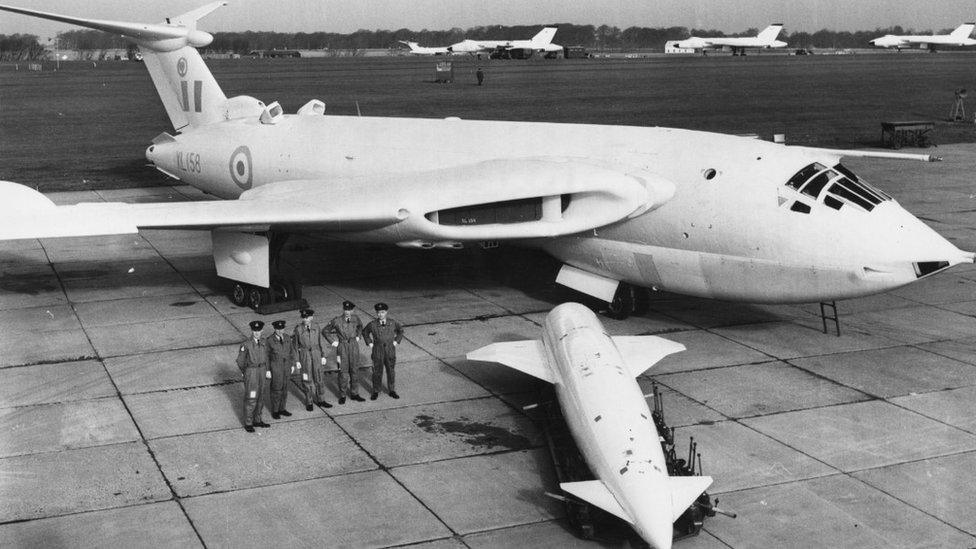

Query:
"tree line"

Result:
[[0, 24, 960, 59]]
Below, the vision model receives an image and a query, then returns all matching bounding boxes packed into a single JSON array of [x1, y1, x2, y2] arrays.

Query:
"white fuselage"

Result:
[[146, 113, 970, 303], [870, 34, 976, 48], [542, 303, 673, 548]]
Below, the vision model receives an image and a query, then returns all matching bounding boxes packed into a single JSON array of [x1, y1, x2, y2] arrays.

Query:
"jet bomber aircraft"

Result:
[[0, 3, 972, 318]]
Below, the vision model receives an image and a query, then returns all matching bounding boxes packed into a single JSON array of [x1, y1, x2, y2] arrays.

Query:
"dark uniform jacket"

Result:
[[363, 318, 404, 359], [293, 322, 325, 366], [237, 338, 268, 373], [324, 315, 363, 344], [267, 332, 294, 368]]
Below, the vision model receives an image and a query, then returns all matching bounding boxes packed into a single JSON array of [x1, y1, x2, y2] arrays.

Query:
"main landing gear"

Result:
[[605, 282, 652, 319], [225, 231, 307, 313]]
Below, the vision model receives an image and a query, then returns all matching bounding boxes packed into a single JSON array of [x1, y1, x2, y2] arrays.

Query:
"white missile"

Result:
[[467, 303, 711, 549]]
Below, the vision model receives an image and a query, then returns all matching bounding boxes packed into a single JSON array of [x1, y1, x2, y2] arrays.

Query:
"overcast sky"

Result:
[[1, 0, 975, 39]]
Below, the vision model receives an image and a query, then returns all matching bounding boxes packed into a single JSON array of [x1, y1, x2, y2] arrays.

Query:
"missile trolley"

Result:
[[468, 303, 734, 549], [539, 382, 734, 545]]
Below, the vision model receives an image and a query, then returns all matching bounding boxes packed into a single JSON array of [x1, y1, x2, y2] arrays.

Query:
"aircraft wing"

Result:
[[0, 157, 672, 242], [611, 335, 686, 377], [0, 180, 403, 240]]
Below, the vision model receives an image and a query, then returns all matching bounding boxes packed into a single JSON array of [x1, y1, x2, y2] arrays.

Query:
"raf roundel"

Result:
[[176, 57, 187, 77], [229, 145, 253, 190]]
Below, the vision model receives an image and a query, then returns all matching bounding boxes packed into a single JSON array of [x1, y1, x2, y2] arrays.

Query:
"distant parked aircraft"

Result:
[[398, 41, 451, 56], [674, 24, 787, 56], [869, 23, 976, 52], [448, 27, 561, 58]]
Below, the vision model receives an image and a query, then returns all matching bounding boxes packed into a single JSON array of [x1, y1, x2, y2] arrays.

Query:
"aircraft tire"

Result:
[[605, 284, 634, 319], [246, 286, 267, 310], [231, 283, 247, 307]]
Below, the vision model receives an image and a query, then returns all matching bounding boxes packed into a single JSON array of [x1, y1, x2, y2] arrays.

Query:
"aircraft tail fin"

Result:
[[950, 23, 976, 39], [757, 23, 784, 42], [610, 336, 686, 377], [0, 2, 229, 132], [669, 476, 713, 521], [399, 40, 420, 51], [531, 27, 558, 45], [466, 340, 555, 383]]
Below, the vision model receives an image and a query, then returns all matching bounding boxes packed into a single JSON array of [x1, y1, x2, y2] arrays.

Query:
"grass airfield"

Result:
[[3, 53, 976, 189], [1, 53, 976, 548]]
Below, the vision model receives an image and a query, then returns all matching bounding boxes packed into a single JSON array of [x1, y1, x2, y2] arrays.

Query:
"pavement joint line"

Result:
[[302, 393, 462, 538], [36, 238, 210, 547], [842, 469, 976, 540], [0, 499, 178, 529], [881, 396, 976, 438], [910, 342, 976, 369], [0, 355, 98, 370]]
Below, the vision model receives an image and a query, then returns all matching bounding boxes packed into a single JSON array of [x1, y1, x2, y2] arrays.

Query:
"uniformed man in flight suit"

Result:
[[363, 302, 405, 400], [324, 301, 366, 404], [236, 320, 271, 432], [292, 309, 333, 410], [267, 319, 295, 419]]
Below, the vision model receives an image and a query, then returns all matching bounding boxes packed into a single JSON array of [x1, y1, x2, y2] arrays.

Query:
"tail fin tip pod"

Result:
[[0, 2, 229, 131]]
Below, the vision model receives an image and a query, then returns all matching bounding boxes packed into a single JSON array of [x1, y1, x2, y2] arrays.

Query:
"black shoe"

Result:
[[306, 404, 313, 411], [271, 413, 280, 420], [339, 397, 346, 404], [245, 425, 255, 433], [351, 395, 365, 402], [320, 401, 333, 408], [370, 393, 378, 400], [389, 391, 400, 399], [279, 410, 292, 417], [255, 422, 271, 428]]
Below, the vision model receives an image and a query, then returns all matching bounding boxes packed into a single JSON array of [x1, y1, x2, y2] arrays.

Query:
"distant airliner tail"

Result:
[[950, 23, 976, 39], [531, 27, 558, 45], [757, 23, 784, 43], [0, 2, 229, 132]]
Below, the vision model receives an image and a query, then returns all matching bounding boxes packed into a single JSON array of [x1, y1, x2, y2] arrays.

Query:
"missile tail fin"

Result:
[[611, 335, 686, 377], [560, 480, 634, 524], [466, 340, 554, 383], [669, 475, 713, 521]]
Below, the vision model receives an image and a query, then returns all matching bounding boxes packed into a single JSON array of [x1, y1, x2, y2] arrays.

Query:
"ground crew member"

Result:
[[363, 302, 404, 400], [476, 66, 485, 86], [236, 320, 271, 432], [324, 301, 366, 404], [267, 319, 295, 419], [292, 309, 333, 410]]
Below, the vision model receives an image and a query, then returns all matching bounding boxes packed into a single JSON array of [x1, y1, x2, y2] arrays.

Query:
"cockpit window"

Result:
[[785, 163, 826, 190], [784, 162, 892, 212], [801, 170, 836, 198]]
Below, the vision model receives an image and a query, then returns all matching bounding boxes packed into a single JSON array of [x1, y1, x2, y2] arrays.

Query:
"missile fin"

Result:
[[560, 480, 634, 524], [611, 336, 686, 377], [669, 475, 713, 521], [466, 340, 554, 383]]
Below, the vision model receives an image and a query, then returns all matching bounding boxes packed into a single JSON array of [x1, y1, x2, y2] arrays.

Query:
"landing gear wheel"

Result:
[[606, 284, 634, 320], [231, 283, 247, 307], [269, 280, 290, 302], [246, 286, 269, 310]]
